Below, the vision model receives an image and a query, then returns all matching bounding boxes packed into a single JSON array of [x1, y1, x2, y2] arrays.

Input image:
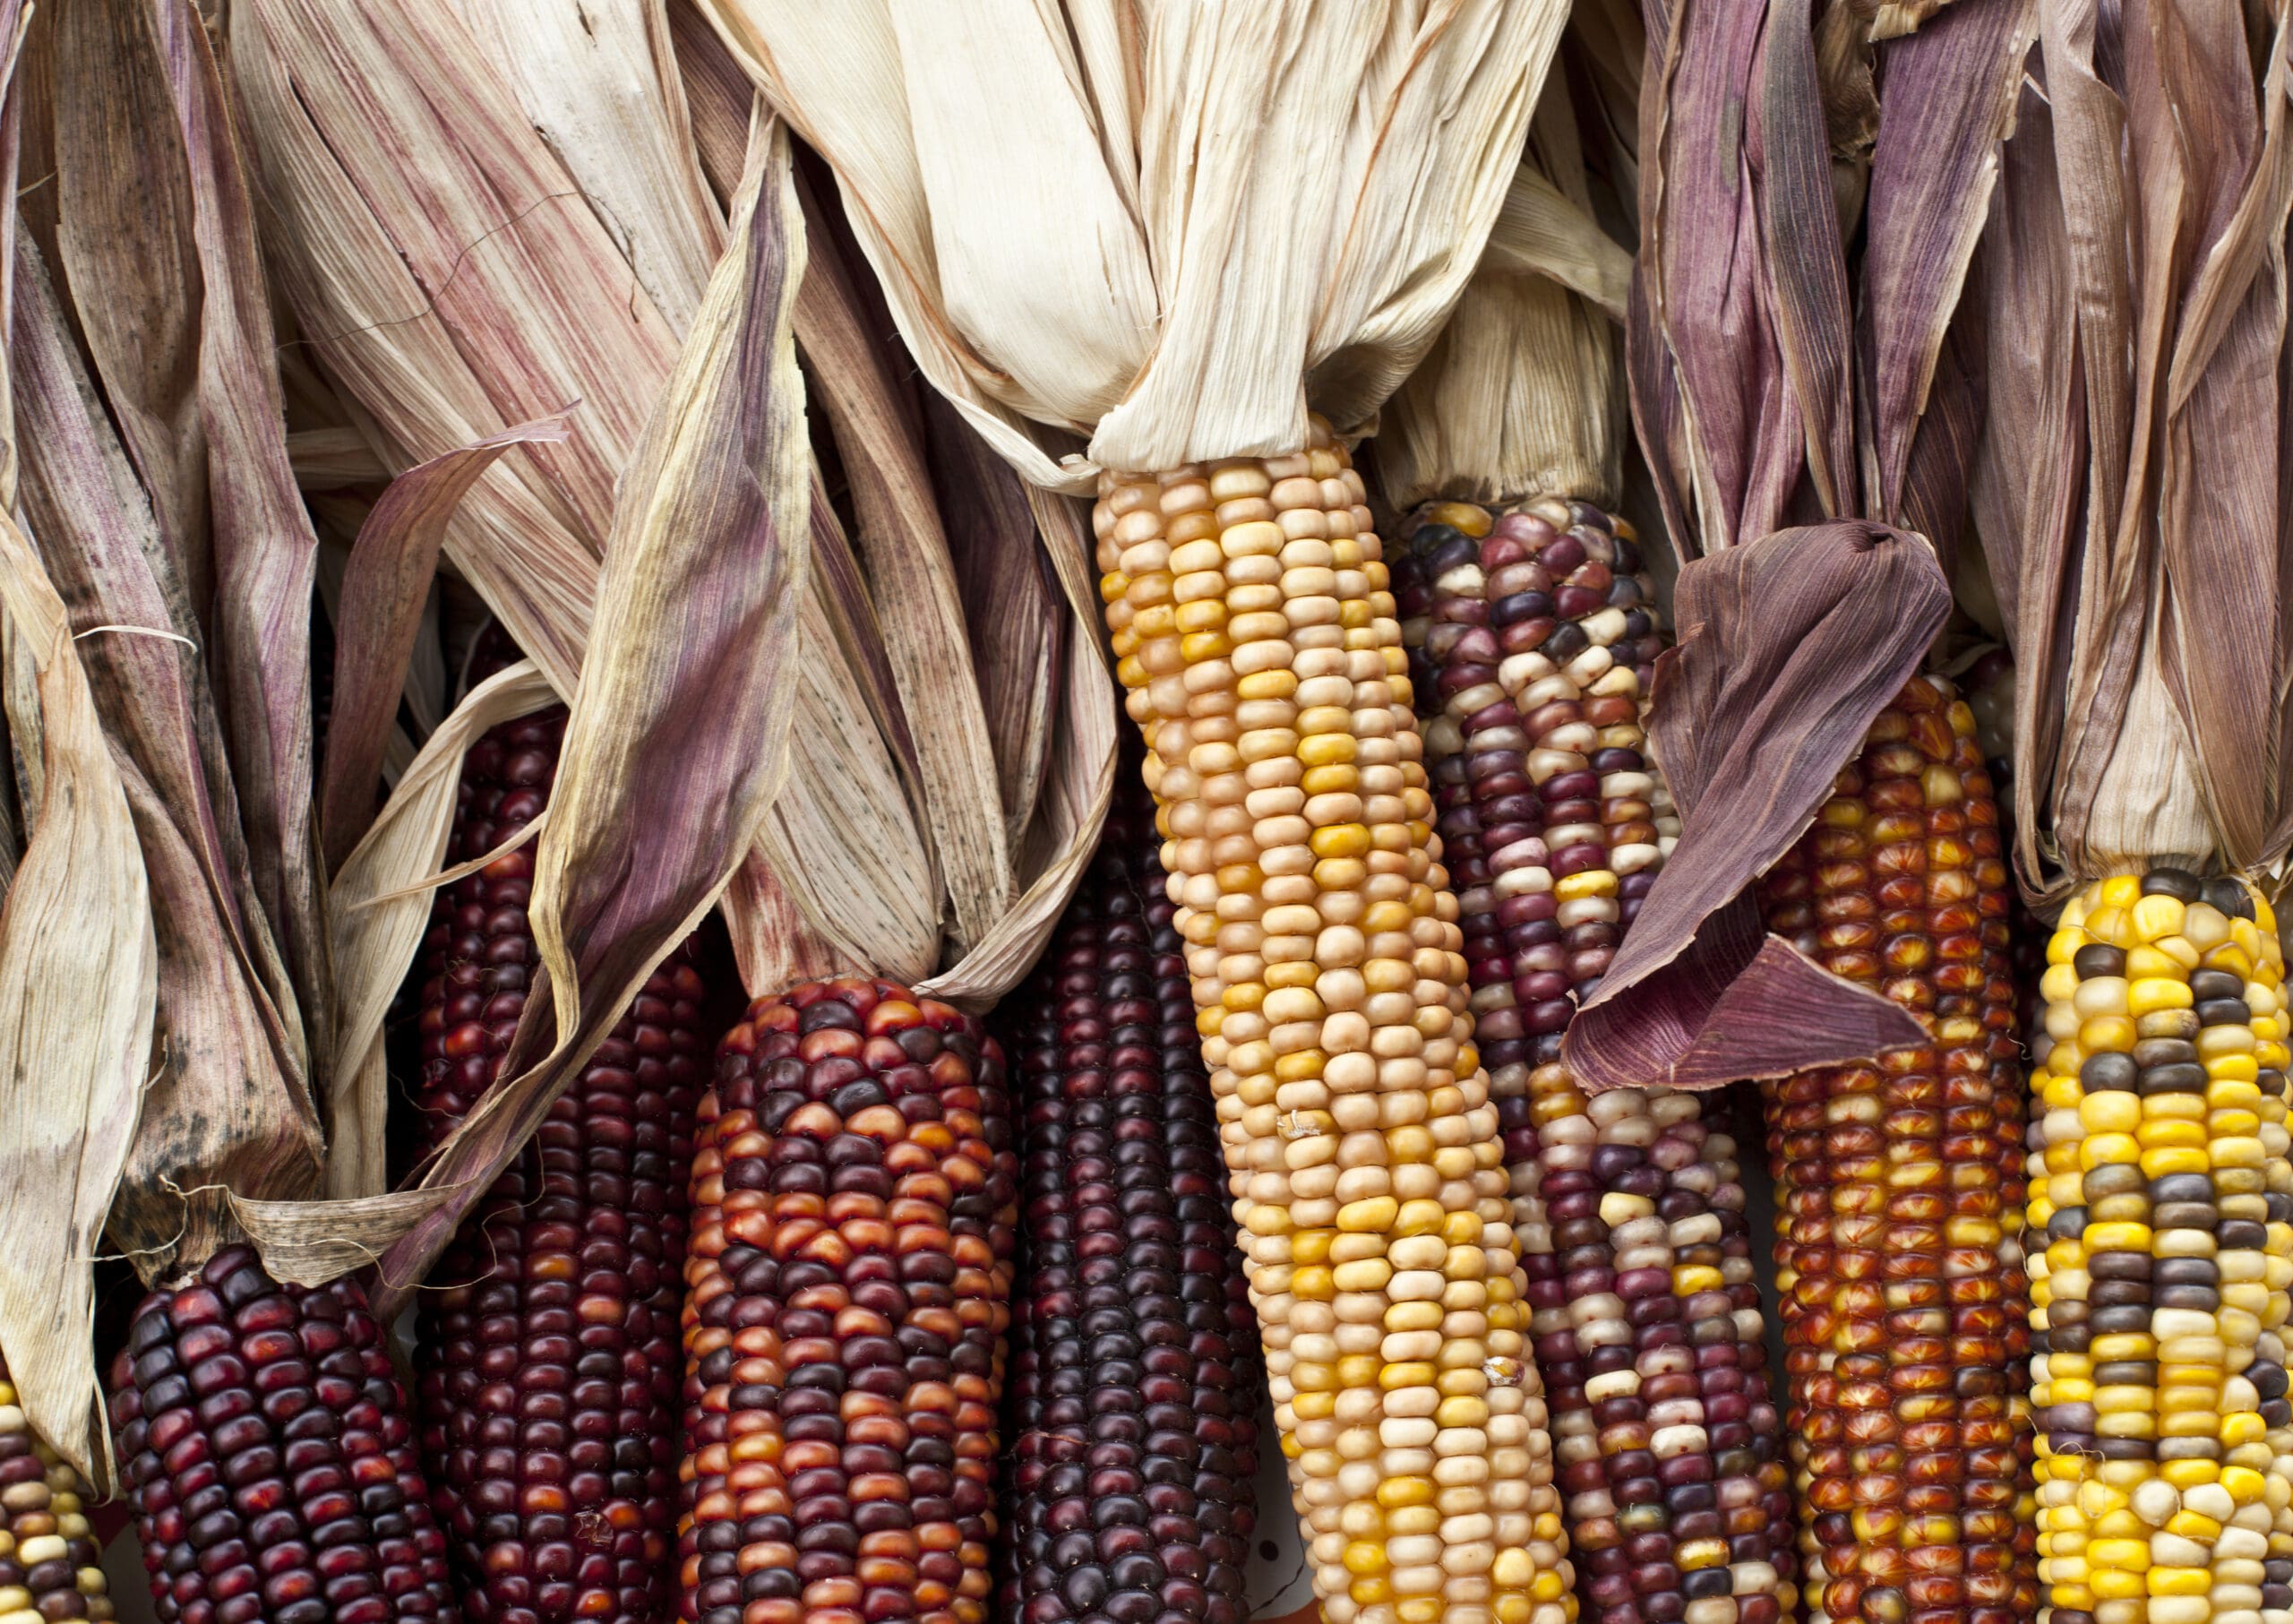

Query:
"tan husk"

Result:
[[0, 0, 157, 1483], [696, 0, 1570, 488], [370, 115, 814, 1316], [1378, 77, 1627, 512]]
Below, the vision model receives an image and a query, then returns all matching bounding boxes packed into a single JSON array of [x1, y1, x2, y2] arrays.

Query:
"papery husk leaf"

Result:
[[228, 1187, 466, 1290], [1968, 79, 2084, 898], [148, 0, 331, 1063], [1481, 165, 1635, 322], [0, 507, 154, 1487], [917, 480, 1118, 1009], [13, 245, 317, 1276], [286, 427, 391, 488], [717, 847, 868, 1001], [324, 661, 555, 1201], [922, 388, 1062, 851], [454, 0, 723, 332], [0, 0, 158, 1463], [792, 174, 1009, 949], [2154, 2, 2293, 872], [1875, 0, 1970, 39], [699, 0, 1562, 486], [1759, 1, 1857, 519], [1565, 521, 1948, 1091], [321, 416, 570, 875], [371, 116, 810, 1318], [230, 0, 668, 693], [1857, 0, 2037, 526], [1635, 0, 1807, 554], [666, 0, 751, 207]]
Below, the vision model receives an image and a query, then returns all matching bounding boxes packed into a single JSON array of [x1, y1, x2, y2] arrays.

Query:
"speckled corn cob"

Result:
[[2027, 868, 2293, 1624], [1094, 423, 1564, 1624], [107, 1246, 459, 1624], [679, 980, 1018, 1624], [410, 703, 718, 1624], [1399, 498, 1792, 1624], [0, 1366, 112, 1624], [1756, 675, 2039, 1624], [996, 794, 1263, 1624]]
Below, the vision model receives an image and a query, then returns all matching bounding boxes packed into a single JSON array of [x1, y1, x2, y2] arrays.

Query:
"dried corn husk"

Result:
[[1562, 0, 2037, 1090], [697, 0, 1568, 486], [1970, 0, 2293, 894]]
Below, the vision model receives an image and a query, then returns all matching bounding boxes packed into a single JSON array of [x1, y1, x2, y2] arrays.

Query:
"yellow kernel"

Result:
[[2130, 978, 2194, 1016]]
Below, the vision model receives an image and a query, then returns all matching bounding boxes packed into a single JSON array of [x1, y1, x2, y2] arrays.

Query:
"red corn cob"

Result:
[[995, 788, 1264, 1624], [679, 979, 1018, 1624], [107, 1245, 459, 1624], [409, 700, 718, 1624]]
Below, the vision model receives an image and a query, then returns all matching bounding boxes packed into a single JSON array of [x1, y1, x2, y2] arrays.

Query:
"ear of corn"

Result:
[[1754, 675, 2039, 1624], [996, 791, 1265, 1624], [107, 1246, 461, 1624], [1397, 496, 1795, 1624], [1094, 425, 1565, 1624], [0, 1364, 113, 1624], [409, 703, 718, 1624], [2027, 868, 2293, 1624], [679, 979, 1019, 1624]]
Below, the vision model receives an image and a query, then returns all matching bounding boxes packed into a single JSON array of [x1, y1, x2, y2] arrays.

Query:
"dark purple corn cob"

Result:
[[410, 700, 717, 1624], [107, 1246, 459, 1624], [994, 790, 1263, 1624]]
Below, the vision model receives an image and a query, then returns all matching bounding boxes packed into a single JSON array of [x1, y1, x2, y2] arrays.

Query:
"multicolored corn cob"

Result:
[[679, 979, 1018, 1624], [1396, 496, 1794, 1624], [1756, 675, 2040, 1624], [1095, 423, 1565, 1624], [2028, 868, 2293, 1624], [409, 702, 718, 1624], [0, 1364, 113, 1624], [107, 1245, 459, 1624], [995, 790, 1264, 1624]]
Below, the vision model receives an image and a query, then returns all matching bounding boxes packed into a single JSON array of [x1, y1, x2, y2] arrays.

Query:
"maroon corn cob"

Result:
[[107, 1245, 459, 1624], [995, 790, 1263, 1624], [678, 979, 1018, 1624], [409, 701, 717, 1624]]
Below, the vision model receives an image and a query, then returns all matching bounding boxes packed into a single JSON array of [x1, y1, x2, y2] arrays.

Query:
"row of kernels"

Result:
[[1095, 438, 1566, 1624], [1757, 676, 2039, 1624], [1400, 500, 1791, 1624], [2031, 869, 2293, 1624]]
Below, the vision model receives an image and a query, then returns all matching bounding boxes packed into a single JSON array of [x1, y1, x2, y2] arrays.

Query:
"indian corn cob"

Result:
[[107, 1245, 460, 1624], [995, 790, 1264, 1624], [1094, 420, 1566, 1624], [2028, 869, 2293, 1624], [0, 1363, 113, 1624], [678, 979, 1018, 1624], [409, 701, 718, 1624], [1396, 496, 1793, 1624], [1756, 674, 2040, 1624]]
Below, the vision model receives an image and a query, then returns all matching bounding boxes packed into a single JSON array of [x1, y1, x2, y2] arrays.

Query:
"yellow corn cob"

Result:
[[2028, 870, 2293, 1624], [1094, 419, 1572, 1624]]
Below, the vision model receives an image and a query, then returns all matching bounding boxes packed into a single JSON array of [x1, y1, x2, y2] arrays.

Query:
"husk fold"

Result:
[[1563, 0, 2038, 1090], [696, 0, 1570, 486]]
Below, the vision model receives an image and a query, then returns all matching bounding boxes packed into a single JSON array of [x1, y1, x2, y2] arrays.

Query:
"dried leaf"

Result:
[[700, 0, 1564, 486], [372, 116, 812, 1317], [325, 662, 556, 1201], [1482, 164, 1635, 321], [921, 389, 1062, 851], [453, 0, 723, 331], [793, 175, 1010, 949], [1565, 521, 1949, 1090], [321, 416, 571, 874], [286, 427, 391, 488], [229, 1186, 466, 1289], [667, 0, 752, 208]]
